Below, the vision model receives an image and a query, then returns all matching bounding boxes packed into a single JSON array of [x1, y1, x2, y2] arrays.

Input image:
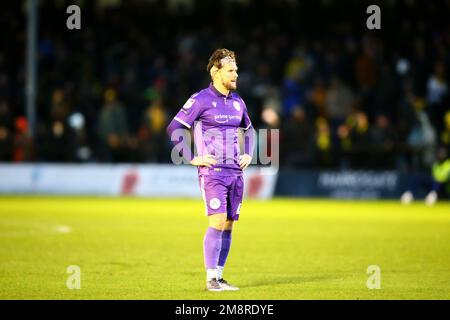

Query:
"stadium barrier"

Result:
[[1, 164, 429, 199], [275, 169, 409, 199], [0, 164, 278, 199]]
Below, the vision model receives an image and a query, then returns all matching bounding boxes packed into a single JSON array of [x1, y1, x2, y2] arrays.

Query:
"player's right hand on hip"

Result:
[[190, 155, 217, 168]]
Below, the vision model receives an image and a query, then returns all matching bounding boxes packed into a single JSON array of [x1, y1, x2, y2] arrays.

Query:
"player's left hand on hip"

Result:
[[239, 154, 252, 170]]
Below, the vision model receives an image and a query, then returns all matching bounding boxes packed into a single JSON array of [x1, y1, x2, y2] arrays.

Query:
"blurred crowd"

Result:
[[0, 0, 449, 172]]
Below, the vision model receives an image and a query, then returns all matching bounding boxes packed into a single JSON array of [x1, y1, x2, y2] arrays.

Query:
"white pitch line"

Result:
[[0, 222, 73, 236], [54, 225, 72, 234]]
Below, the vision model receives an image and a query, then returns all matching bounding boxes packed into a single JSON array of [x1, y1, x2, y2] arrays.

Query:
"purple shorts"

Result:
[[198, 174, 244, 220]]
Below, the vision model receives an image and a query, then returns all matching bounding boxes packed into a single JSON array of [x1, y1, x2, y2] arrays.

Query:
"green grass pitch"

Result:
[[0, 197, 449, 299]]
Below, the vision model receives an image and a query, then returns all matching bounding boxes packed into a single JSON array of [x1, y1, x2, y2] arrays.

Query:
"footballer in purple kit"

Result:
[[166, 48, 255, 292]]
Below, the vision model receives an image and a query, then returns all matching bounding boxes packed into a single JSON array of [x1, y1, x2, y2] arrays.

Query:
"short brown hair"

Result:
[[206, 48, 237, 73]]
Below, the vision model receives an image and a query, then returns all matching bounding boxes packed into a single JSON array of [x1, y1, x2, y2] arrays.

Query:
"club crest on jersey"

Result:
[[182, 98, 195, 109], [233, 101, 240, 111]]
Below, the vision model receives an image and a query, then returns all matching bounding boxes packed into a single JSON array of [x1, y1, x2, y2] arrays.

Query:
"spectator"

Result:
[[426, 61, 448, 135], [401, 147, 450, 205], [138, 96, 168, 162], [348, 111, 371, 168], [314, 117, 334, 168], [38, 119, 75, 162], [12, 117, 32, 162], [0, 100, 13, 161], [369, 114, 398, 169], [355, 38, 379, 92], [309, 77, 327, 118], [407, 102, 437, 169], [324, 75, 354, 126], [281, 107, 314, 168], [98, 89, 130, 162], [441, 111, 450, 151], [427, 61, 448, 105]]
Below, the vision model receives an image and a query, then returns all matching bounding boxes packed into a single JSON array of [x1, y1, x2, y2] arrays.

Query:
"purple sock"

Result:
[[218, 230, 232, 267], [203, 227, 223, 269]]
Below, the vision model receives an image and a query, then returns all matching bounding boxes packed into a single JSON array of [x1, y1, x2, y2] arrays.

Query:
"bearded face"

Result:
[[211, 57, 238, 91]]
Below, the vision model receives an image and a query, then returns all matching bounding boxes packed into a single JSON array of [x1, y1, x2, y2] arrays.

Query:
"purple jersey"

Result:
[[172, 84, 252, 176]]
